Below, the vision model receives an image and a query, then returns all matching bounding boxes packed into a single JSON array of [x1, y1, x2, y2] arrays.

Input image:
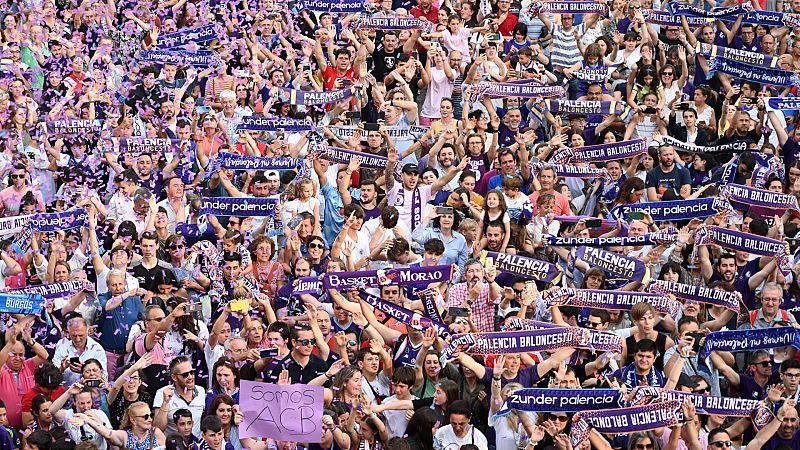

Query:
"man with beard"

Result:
[[748, 383, 800, 450], [385, 147, 467, 232], [159, 99, 178, 137], [364, 31, 420, 82], [645, 144, 692, 201], [445, 258, 502, 333], [718, 107, 763, 145], [154, 356, 206, 436], [484, 223, 509, 254], [427, 143, 461, 191], [342, 175, 380, 221]]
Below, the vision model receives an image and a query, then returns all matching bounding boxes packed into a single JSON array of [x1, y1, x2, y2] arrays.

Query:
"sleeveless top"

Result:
[[126, 429, 156, 450], [625, 333, 668, 371]]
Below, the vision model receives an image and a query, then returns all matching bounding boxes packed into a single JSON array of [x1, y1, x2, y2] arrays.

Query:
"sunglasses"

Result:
[[691, 387, 709, 394], [710, 441, 733, 448], [297, 338, 317, 346], [174, 369, 195, 378], [168, 244, 185, 250], [547, 414, 569, 422], [308, 243, 324, 249], [753, 361, 772, 368], [585, 321, 603, 329], [10, 174, 25, 179], [136, 413, 153, 420], [662, 72, 674, 76], [635, 445, 654, 450]]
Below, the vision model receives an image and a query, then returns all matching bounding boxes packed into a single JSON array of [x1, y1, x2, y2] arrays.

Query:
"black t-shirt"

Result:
[[130, 260, 177, 292], [645, 164, 692, 198], [371, 47, 404, 82]]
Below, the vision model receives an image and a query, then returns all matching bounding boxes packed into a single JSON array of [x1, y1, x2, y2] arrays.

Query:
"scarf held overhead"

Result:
[[199, 197, 280, 216], [479, 251, 562, 283], [574, 246, 651, 284], [156, 24, 220, 49], [694, 226, 790, 275], [700, 327, 800, 359], [322, 265, 453, 290], [136, 50, 221, 67], [358, 290, 451, 339], [497, 388, 625, 416], [570, 400, 682, 447], [648, 280, 740, 313], [708, 56, 800, 87], [569, 138, 647, 164], [544, 228, 678, 247], [236, 116, 316, 132], [609, 197, 736, 221], [542, 287, 682, 321]]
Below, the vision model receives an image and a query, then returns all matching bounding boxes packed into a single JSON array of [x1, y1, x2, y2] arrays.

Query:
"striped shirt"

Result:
[[550, 23, 585, 71]]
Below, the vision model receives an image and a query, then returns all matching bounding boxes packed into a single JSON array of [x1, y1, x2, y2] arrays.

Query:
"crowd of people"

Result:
[[1, 0, 800, 449]]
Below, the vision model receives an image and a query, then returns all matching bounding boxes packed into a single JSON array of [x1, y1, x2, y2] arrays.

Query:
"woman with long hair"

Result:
[[612, 177, 646, 210], [72, 401, 167, 449], [165, 299, 211, 387], [107, 355, 152, 429], [692, 85, 718, 137], [80, 359, 111, 417], [204, 357, 240, 412], [491, 381, 537, 450], [21, 395, 61, 442], [206, 394, 252, 450], [331, 366, 364, 405], [405, 407, 438, 450]]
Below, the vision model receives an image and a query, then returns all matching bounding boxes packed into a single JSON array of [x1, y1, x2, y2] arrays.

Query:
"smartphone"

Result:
[[84, 379, 102, 388], [345, 111, 361, 120], [677, 103, 690, 111], [186, 303, 203, 313], [447, 307, 470, 317], [586, 218, 603, 228], [260, 347, 280, 359], [70, 357, 81, 365], [687, 332, 704, 353], [478, 47, 486, 55], [699, 120, 707, 126], [487, 32, 502, 42], [437, 206, 454, 215], [197, 106, 211, 113], [628, 211, 644, 220], [412, 50, 419, 60], [340, 78, 352, 87], [287, 215, 303, 230], [363, 123, 381, 132], [430, 39, 440, 49], [485, 256, 494, 268], [643, 107, 658, 114], [229, 298, 250, 313]]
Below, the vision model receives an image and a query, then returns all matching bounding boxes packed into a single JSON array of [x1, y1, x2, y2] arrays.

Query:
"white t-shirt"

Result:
[[361, 372, 391, 404], [433, 425, 489, 450], [62, 409, 112, 450], [383, 394, 417, 438], [386, 184, 434, 232]]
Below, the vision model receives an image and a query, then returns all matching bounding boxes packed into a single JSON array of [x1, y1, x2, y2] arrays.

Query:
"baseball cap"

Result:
[[265, 170, 280, 180], [402, 163, 419, 174]]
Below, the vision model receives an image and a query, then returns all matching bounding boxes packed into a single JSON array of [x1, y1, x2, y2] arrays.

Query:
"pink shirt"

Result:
[[0, 358, 38, 429], [529, 190, 572, 216], [135, 333, 174, 366]]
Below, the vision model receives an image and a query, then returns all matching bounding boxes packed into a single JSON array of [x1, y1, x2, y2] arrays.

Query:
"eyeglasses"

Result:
[[296, 338, 317, 346], [174, 369, 195, 378], [308, 243, 324, 249], [135, 413, 153, 420], [547, 414, 569, 422], [635, 444, 654, 450], [629, 4, 641, 8], [168, 244, 185, 250], [128, 376, 141, 381], [710, 441, 733, 448], [147, 316, 165, 322], [784, 372, 800, 379], [347, 340, 357, 347], [512, 287, 524, 295]]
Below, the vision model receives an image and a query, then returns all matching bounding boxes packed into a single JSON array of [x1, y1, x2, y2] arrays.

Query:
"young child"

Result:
[[501, 175, 532, 223], [189, 416, 229, 450], [527, 193, 560, 249], [166, 409, 199, 450], [478, 189, 511, 252], [282, 178, 321, 236]]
